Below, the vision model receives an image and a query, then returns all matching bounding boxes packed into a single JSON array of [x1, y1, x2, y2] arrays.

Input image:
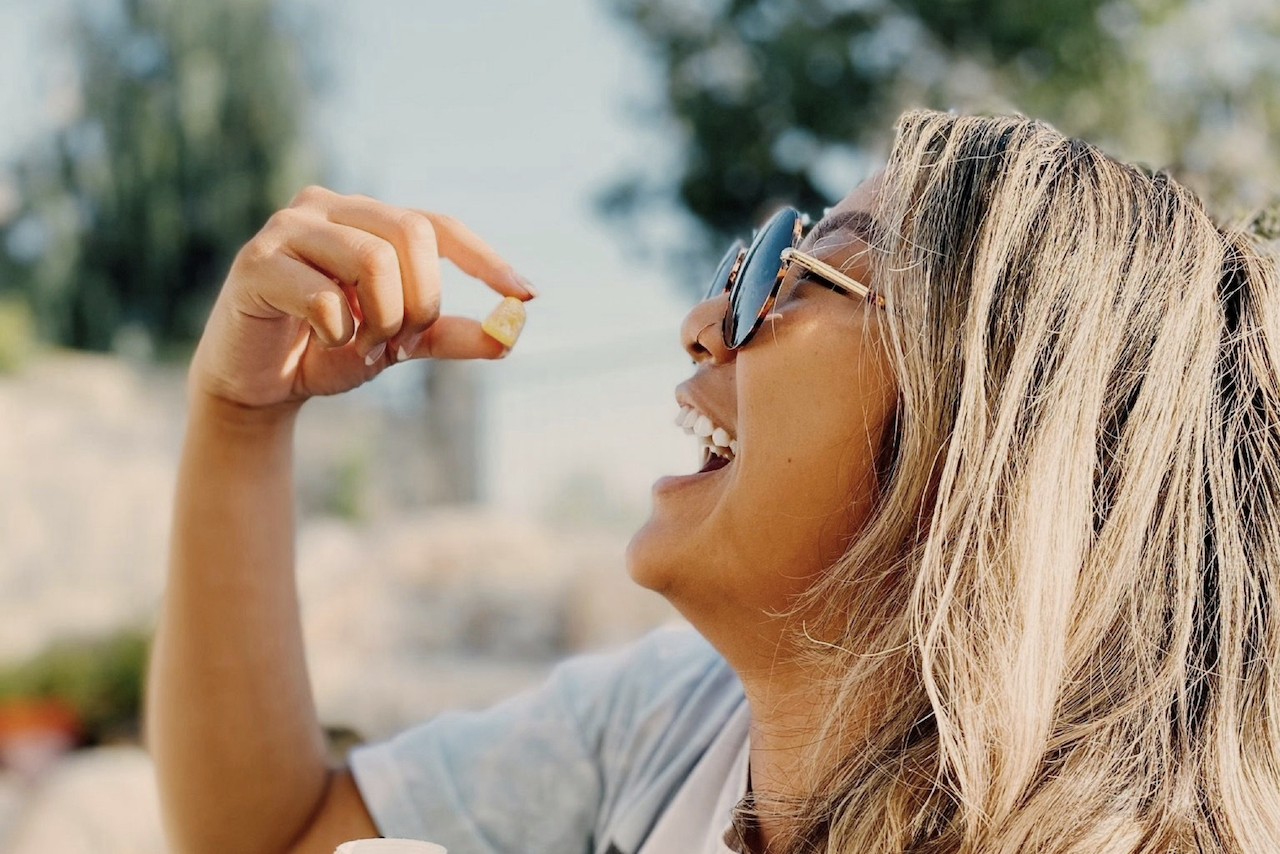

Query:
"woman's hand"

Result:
[[189, 185, 536, 412]]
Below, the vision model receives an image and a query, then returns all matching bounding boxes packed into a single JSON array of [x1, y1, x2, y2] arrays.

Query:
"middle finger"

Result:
[[283, 218, 404, 364], [322, 196, 442, 362]]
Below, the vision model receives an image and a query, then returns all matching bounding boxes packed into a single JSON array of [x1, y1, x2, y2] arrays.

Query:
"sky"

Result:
[[0, 0, 708, 517]]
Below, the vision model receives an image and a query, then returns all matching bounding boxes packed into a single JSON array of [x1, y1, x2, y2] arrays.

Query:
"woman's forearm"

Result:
[[146, 189, 522, 852], [146, 391, 327, 854]]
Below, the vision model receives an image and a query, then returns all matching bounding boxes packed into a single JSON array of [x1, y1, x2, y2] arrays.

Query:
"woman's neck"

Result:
[[734, 652, 887, 853], [743, 677, 825, 853]]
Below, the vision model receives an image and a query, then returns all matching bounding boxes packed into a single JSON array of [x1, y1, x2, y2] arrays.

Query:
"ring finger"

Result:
[[325, 200, 442, 362], [282, 217, 405, 363]]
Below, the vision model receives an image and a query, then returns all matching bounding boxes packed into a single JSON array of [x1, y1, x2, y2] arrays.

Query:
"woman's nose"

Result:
[[680, 295, 734, 365]]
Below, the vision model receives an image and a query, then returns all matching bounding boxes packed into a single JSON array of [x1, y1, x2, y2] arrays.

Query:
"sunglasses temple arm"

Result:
[[783, 249, 885, 309]]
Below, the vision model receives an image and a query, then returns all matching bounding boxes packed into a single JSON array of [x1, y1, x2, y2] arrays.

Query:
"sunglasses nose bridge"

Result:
[[704, 240, 746, 303], [721, 207, 802, 349]]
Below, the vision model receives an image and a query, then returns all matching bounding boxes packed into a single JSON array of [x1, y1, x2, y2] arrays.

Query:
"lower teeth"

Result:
[[700, 448, 733, 471]]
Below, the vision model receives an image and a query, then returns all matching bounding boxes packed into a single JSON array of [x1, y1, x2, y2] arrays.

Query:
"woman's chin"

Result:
[[629, 463, 730, 587], [625, 504, 724, 615], [624, 512, 676, 595], [626, 497, 712, 597]]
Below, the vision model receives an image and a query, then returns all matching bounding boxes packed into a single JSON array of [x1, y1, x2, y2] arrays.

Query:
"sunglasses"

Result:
[[705, 206, 884, 349]]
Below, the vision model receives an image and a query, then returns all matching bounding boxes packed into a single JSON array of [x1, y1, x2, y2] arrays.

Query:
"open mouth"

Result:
[[699, 447, 732, 474], [677, 402, 737, 475]]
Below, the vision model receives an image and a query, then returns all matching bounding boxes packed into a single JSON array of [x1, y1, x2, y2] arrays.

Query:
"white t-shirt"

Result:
[[350, 625, 750, 854], [636, 702, 752, 854]]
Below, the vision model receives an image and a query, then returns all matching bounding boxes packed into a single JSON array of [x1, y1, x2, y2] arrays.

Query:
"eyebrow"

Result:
[[807, 210, 883, 248]]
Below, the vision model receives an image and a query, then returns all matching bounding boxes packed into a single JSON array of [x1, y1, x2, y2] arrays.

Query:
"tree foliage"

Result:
[[604, 0, 1280, 291], [0, 0, 318, 353]]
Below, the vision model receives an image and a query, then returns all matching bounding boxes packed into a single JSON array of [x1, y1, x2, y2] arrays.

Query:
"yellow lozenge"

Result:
[[481, 296, 527, 350]]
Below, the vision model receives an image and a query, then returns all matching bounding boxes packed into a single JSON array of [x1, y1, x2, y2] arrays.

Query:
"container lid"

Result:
[[334, 839, 446, 854]]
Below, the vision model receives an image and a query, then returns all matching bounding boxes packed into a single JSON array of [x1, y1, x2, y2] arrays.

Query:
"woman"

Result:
[[147, 111, 1280, 854]]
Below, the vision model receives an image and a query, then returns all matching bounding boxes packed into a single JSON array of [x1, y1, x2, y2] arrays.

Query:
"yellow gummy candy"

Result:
[[481, 296, 527, 349]]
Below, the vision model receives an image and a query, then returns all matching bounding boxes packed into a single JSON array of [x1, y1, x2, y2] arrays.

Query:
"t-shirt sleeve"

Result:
[[347, 624, 723, 854]]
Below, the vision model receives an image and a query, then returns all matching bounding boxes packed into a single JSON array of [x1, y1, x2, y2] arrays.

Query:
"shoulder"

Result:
[[565, 623, 739, 739], [347, 622, 741, 853], [591, 625, 745, 851], [605, 622, 728, 693], [598, 621, 743, 764]]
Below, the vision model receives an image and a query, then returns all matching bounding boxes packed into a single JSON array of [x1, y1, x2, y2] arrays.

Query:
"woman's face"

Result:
[[626, 175, 898, 655]]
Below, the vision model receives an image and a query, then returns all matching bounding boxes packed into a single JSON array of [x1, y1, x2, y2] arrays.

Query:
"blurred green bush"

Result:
[[0, 295, 36, 374], [0, 627, 151, 746]]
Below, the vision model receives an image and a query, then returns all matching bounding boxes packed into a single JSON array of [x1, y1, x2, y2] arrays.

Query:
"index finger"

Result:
[[411, 210, 538, 301]]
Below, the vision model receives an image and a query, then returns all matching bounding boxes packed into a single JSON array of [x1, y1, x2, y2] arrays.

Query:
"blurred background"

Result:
[[0, 0, 1278, 850]]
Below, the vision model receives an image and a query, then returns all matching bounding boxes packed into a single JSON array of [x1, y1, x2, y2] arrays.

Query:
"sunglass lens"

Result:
[[725, 209, 799, 348], [705, 240, 745, 302]]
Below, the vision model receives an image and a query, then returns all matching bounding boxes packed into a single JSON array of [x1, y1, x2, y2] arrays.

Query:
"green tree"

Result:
[[604, 0, 1280, 289], [0, 0, 319, 354], [1064, 0, 1280, 216]]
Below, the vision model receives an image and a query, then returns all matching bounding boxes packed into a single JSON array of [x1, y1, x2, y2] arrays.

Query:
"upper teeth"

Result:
[[675, 405, 737, 462]]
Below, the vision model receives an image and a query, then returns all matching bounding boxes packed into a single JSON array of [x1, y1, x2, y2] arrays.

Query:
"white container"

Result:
[[334, 840, 446, 854]]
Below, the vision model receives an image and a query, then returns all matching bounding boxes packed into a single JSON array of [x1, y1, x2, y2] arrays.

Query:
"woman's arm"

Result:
[[146, 392, 374, 854], [145, 187, 534, 854]]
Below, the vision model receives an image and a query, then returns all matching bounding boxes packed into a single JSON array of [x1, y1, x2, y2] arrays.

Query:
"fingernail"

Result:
[[506, 269, 538, 299], [396, 333, 422, 363], [364, 342, 386, 366], [497, 346, 511, 360]]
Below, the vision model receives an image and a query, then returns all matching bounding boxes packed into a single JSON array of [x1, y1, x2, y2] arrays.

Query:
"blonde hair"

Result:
[[763, 111, 1280, 853]]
